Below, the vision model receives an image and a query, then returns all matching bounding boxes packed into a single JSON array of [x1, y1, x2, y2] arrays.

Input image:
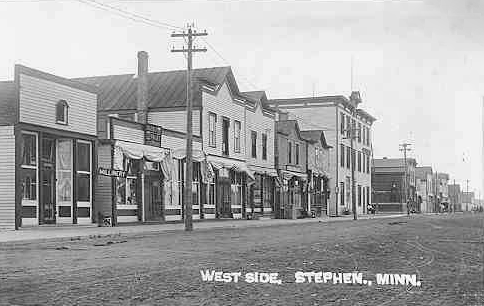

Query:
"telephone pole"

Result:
[[344, 115, 358, 220], [399, 143, 412, 214], [171, 24, 207, 231]]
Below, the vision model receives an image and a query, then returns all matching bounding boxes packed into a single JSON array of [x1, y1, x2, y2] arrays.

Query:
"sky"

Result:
[[0, 0, 483, 196]]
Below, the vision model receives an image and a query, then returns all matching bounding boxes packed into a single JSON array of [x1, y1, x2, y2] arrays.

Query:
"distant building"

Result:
[[269, 91, 376, 217], [372, 157, 417, 213], [434, 173, 449, 211], [448, 184, 461, 212], [461, 191, 475, 212], [416, 166, 434, 213]]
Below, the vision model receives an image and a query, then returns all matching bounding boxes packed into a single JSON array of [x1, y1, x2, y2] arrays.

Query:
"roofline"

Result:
[[15, 64, 98, 94]]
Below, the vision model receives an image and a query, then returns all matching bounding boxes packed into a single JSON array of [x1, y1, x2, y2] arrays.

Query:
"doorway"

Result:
[[41, 137, 56, 224], [145, 173, 164, 221], [218, 178, 232, 218]]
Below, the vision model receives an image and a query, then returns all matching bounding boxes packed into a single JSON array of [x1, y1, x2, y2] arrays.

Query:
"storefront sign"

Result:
[[98, 167, 127, 178], [144, 124, 162, 147]]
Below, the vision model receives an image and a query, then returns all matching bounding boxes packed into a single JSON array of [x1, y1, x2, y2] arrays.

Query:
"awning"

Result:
[[248, 165, 278, 177], [280, 169, 308, 181], [311, 169, 330, 179], [115, 141, 169, 163], [207, 155, 255, 180], [172, 148, 206, 162]]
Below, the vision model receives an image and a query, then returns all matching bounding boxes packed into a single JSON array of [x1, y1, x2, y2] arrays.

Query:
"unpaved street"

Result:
[[1, 214, 483, 306]]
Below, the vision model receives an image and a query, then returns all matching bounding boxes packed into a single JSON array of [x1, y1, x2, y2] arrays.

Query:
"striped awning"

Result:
[[207, 155, 254, 180], [280, 169, 308, 181]]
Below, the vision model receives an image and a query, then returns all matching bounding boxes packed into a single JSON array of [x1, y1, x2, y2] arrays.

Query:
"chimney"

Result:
[[137, 51, 149, 124]]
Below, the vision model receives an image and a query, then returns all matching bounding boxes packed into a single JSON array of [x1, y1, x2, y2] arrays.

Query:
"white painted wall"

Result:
[[148, 110, 200, 137], [0, 126, 16, 229], [19, 74, 97, 136], [245, 104, 275, 170]]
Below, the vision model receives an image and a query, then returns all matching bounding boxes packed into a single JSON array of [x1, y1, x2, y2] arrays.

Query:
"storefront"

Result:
[[247, 170, 278, 219], [280, 170, 308, 219], [309, 171, 330, 217]]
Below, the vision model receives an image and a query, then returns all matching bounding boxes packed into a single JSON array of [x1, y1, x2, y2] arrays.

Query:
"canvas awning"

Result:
[[280, 169, 308, 181], [248, 165, 278, 177], [172, 147, 206, 162], [114, 140, 169, 163], [207, 155, 255, 180]]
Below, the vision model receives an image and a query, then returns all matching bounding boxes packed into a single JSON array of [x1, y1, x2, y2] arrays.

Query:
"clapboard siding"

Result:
[[95, 143, 113, 218], [162, 134, 202, 151], [246, 105, 275, 169], [19, 74, 97, 136], [0, 126, 16, 229], [148, 110, 200, 136], [112, 125, 144, 143], [202, 83, 246, 159]]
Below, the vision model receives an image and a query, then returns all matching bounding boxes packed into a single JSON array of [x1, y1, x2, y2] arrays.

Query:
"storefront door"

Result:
[[219, 179, 232, 218], [145, 174, 163, 221], [41, 137, 56, 224]]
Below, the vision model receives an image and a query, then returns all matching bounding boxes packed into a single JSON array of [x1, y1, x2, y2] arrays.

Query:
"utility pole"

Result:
[[171, 24, 207, 231], [399, 143, 412, 215], [466, 179, 470, 211]]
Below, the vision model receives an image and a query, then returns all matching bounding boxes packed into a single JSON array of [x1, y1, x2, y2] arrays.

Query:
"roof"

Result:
[[416, 166, 433, 179], [242, 90, 277, 113], [269, 94, 376, 123], [373, 158, 417, 169], [0, 81, 16, 125], [276, 120, 304, 140], [73, 66, 237, 111], [300, 130, 332, 149]]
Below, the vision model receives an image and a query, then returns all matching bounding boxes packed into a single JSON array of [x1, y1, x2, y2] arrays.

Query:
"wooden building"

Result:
[[275, 118, 308, 219], [0, 65, 98, 229], [300, 130, 332, 217]]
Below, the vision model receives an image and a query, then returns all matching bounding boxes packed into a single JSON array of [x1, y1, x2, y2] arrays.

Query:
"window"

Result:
[[192, 163, 201, 206], [346, 146, 351, 169], [231, 171, 243, 206], [288, 141, 292, 164], [295, 143, 299, 165], [76, 141, 92, 202], [358, 151, 362, 172], [209, 113, 216, 147], [340, 113, 345, 135], [362, 126, 366, 144], [367, 155, 370, 173], [358, 185, 362, 207], [346, 115, 351, 138], [21, 132, 37, 202], [351, 149, 355, 170], [208, 175, 216, 206], [251, 131, 257, 158], [366, 186, 370, 206], [234, 120, 241, 152], [262, 133, 267, 160], [340, 182, 345, 206], [340, 144, 345, 167], [362, 187, 366, 207], [57, 139, 72, 204], [222, 118, 230, 155], [367, 128, 371, 146], [56, 100, 69, 124], [358, 123, 361, 143]]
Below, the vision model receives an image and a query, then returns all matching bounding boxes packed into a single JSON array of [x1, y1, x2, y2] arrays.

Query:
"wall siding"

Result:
[[19, 74, 97, 136], [95, 143, 113, 219], [246, 105, 275, 170], [162, 134, 202, 151], [113, 125, 144, 144], [0, 126, 16, 229], [202, 83, 246, 160], [148, 110, 200, 136]]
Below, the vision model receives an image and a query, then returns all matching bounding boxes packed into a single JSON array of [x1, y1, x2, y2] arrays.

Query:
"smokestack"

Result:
[[137, 51, 149, 124]]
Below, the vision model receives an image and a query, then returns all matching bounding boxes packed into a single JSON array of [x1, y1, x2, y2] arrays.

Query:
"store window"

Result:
[[56, 100, 69, 125], [57, 139, 72, 204], [231, 171, 243, 206], [263, 177, 273, 209], [340, 182, 345, 206], [208, 174, 216, 206], [116, 158, 140, 206], [192, 163, 201, 206], [21, 132, 38, 202], [76, 141, 92, 202]]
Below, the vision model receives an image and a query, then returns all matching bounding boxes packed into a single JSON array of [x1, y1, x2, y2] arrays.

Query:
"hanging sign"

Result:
[[144, 124, 162, 147], [98, 167, 127, 178]]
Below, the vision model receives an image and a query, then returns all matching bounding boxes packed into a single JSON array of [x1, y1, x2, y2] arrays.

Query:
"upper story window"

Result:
[[340, 113, 345, 135], [222, 118, 230, 156], [357, 123, 361, 143], [295, 143, 300, 165], [208, 113, 217, 147], [288, 141, 292, 164], [234, 120, 241, 152], [251, 131, 257, 158], [262, 133, 267, 160], [358, 151, 362, 172], [56, 100, 69, 125], [366, 128, 371, 146], [340, 144, 345, 167], [346, 146, 351, 169], [346, 115, 351, 138], [362, 125, 366, 144]]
